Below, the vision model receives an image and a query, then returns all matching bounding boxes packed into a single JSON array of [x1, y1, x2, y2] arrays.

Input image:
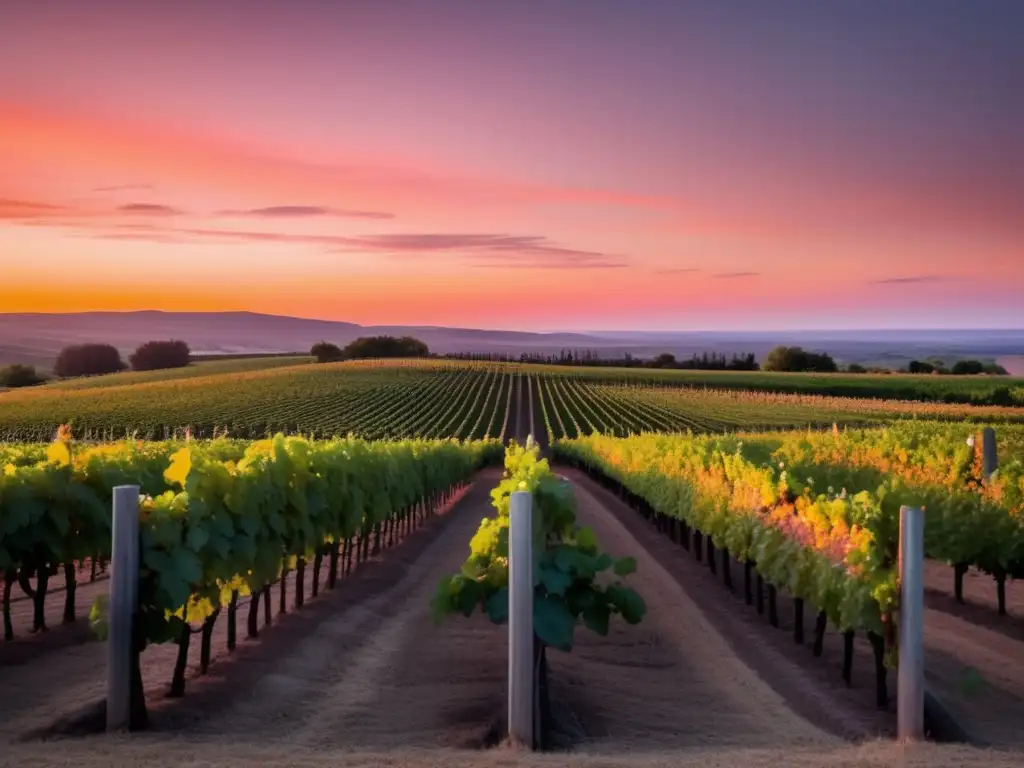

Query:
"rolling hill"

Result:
[[0, 311, 1020, 370]]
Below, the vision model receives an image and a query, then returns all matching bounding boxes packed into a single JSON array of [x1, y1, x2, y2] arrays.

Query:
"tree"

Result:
[[762, 346, 838, 373], [846, 363, 867, 374], [951, 360, 985, 375], [129, 340, 191, 371], [649, 353, 677, 369], [0, 364, 44, 388], [53, 344, 125, 378], [311, 341, 344, 363], [907, 360, 935, 374], [342, 335, 429, 359]]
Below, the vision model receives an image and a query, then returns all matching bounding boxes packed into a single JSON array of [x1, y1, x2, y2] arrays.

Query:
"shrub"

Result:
[[53, 344, 126, 378], [342, 335, 428, 359], [0, 364, 44, 388], [951, 360, 985, 376], [310, 341, 344, 363], [129, 340, 191, 372], [762, 346, 838, 373]]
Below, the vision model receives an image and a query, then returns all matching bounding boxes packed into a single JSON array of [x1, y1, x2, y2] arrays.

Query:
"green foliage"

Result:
[[54, 343, 126, 378], [343, 335, 429, 359], [431, 440, 645, 651], [1, 360, 1023, 443], [310, 341, 344, 363], [763, 346, 838, 373], [0, 364, 44, 388], [129, 340, 191, 372], [0, 430, 502, 648], [557, 422, 1024, 637]]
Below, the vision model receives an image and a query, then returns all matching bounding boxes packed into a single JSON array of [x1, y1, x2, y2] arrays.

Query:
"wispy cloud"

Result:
[[870, 275, 947, 285], [92, 225, 626, 269], [117, 203, 183, 215], [93, 183, 153, 193], [334, 233, 626, 269], [0, 199, 66, 219], [217, 205, 394, 220], [654, 267, 700, 275], [713, 271, 759, 279]]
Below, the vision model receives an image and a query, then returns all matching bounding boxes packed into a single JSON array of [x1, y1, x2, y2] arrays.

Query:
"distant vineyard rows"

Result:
[[1, 361, 1023, 443]]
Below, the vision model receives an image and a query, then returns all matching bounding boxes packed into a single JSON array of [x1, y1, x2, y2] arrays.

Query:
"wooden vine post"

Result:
[[898, 505, 925, 741], [508, 490, 535, 748], [107, 485, 140, 732]]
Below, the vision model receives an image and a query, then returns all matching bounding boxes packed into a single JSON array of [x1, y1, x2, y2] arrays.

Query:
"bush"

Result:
[[53, 344, 126, 378], [908, 360, 935, 374], [951, 360, 985, 376], [762, 346, 838, 373], [0, 364, 44, 388], [343, 335, 428, 359], [846, 364, 867, 374], [311, 341, 344, 363], [129, 340, 191, 372]]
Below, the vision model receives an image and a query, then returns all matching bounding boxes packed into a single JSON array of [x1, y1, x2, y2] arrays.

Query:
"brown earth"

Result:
[[1, 562, 110, 666], [4, 738, 1024, 768]]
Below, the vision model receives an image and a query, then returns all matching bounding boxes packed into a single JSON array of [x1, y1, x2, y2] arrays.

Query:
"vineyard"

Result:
[[555, 421, 1024, 723], [519, 365, 1024, 406], [2, 359, 1024, 443], [2, 374, 1024, 760], [1, 431, 499, 691]]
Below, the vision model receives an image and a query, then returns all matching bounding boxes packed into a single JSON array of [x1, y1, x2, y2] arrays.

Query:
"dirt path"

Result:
[[1, 564, 110, 666], [924, 560, 1024, 636], [547, 474, 837, 752], [5, 737, 1024, 768], [923, 608, 1024, 747]]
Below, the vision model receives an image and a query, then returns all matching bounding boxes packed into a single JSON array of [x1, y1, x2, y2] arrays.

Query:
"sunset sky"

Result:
[[1, 1, 1022, 331]]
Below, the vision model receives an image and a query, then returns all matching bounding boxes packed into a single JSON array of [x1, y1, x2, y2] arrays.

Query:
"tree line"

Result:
[[907, 359, 1008, 376], [310, 335, 430, 363], [0, 340, 191, 388], [0, 335, 1011, 390], [443, 349, 759, 370]]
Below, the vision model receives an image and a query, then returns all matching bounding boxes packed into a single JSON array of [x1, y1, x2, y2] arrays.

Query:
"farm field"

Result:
[[556, 422, 1024, 749], [3, 359, 1024, 443], [516, 364, 1024, 406], [1, 386, 1023, 766], [43, 355, 316, 390], [2, 366, 1023, 758], [1, 427, 1022, 768]]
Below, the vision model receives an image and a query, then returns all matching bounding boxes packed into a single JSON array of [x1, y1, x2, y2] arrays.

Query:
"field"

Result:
[[521, 365, 1024, 406], [2, 359, 1024, 443], [44, 355, 315, 390], [2, 360, 1024, 766]]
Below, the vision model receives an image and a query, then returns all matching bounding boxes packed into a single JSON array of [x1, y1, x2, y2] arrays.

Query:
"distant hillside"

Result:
[[0, 311, 604, 369], [0, 311, 1021, 371]]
